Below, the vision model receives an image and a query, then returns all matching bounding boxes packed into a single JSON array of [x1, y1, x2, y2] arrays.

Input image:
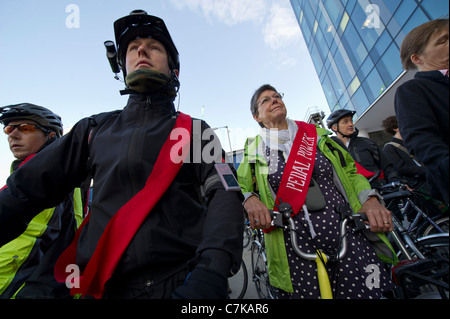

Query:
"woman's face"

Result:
[[253, 90, 287, 129], [413, 27, 449, 72]]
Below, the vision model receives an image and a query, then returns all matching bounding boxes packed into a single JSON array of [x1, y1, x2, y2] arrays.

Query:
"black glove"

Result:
[[171, 249, 231, 299], [171, 266, 228, 299]]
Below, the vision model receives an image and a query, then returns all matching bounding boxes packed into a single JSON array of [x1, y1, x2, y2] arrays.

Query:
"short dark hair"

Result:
[[381, 115, 398, 135], [250, 84, 278, 128], [400, 18, 449, 70]]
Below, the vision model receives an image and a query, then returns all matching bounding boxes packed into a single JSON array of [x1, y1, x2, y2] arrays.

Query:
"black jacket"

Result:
[[332, 133, 401, 189], [382, 137, 427, 188], [395, 71, 449, 204], [0, 94, 243, 297]]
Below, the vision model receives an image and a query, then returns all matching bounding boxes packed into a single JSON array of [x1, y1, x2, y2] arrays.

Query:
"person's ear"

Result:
[[410, 53, 423, 66], [253, 113, 261, 125], [331, 124, 338, 133]]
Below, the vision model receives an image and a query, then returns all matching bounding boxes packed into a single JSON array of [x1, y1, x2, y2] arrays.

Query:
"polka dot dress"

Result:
[[266, 147, 393, 299]]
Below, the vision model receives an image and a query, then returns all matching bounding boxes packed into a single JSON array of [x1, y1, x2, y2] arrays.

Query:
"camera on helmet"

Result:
[[104, 40, 120, 75]]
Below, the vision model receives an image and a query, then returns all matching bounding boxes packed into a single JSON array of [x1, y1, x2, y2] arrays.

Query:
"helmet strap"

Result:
[[336, 126, 359, 139]]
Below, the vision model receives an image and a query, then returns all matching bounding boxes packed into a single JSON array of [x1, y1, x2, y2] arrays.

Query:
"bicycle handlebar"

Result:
[[381, 181, 408, 190], [270, 208, 369, 262]]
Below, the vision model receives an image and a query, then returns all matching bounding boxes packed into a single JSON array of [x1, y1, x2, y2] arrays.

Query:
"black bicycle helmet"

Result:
[[0, 103, 63, 137], [113, 9, 180, 75], [326, 109, 356, 129]]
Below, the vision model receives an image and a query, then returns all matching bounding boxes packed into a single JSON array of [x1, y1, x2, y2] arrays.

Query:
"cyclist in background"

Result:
[[327, 109, 403, 189], [381, 115, 427, 189], [382, 115, 448, 215], [0, 103, 83, 299]]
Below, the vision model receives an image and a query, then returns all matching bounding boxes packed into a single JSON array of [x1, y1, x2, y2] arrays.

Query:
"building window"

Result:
[[321, 74, 339, 110], [340, 11, 350, 33], [324, 0, 344, 27], [341, 20, 368, 69], [357, 55, 375, 80], [328, 58, 346, 101], [362, 67, 384, 103], [351, 86, 369, 116], [377, 42, 403, 85], [395, 7, 430, 48], [386, 0, 418, 39], [370, 0, 402, 25], [420, 0, 449, 19], [334, 42, 356, 87], [348, 76, 361, 96], [369, 29, 393, 64]]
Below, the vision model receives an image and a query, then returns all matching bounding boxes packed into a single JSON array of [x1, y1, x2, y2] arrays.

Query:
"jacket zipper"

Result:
[[127, 96, 152, 193]]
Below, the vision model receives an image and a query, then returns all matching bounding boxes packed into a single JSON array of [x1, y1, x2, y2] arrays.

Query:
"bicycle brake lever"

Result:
[[352, 213, 370, 231]]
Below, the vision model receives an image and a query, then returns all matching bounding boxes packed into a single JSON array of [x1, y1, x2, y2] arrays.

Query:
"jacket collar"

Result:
[[124, 93, 176, 117], [415, 70, 449, 82]]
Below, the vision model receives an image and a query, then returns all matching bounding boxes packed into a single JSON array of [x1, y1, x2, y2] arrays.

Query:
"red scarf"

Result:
[[54, 113, 192, 298], [265, 121, 317, 233]]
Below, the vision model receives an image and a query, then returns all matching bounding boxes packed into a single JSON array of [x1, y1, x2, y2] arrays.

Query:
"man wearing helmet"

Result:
[[0, 11, 243, 299], [327, 109, 402, 189], [0, 103, 83, 299]]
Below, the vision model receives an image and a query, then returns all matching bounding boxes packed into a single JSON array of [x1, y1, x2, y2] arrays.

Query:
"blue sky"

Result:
[[0, 0, 328, 185]]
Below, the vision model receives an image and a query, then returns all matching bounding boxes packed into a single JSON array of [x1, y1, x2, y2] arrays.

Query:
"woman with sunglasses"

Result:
[[0, 103, 83, 299]]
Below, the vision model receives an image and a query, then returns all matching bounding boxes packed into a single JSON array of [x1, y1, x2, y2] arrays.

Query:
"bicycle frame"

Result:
[[382, 184, 446, 236], [390, 212, 426, 260], [403, 198, 445, 234]]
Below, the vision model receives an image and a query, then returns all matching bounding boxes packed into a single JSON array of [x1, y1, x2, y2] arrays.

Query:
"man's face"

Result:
[[5, 119, 49, 161], [335, 116, 354, 136], [125, 37, 172, 76]]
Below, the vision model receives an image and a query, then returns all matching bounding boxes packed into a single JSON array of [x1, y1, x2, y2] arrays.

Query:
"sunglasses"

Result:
[[4, 123, 49, 135]]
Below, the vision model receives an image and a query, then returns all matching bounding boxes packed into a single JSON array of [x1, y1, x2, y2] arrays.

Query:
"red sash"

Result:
[[265, 122, 317, 233], [54, 112, 192, 298], [0, 154, 36, 191]]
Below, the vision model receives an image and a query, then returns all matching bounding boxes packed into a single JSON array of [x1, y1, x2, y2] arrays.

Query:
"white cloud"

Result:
[[170, 0, 304, 62], [170, 0, 267, 25], [262, 2, 302, 49]]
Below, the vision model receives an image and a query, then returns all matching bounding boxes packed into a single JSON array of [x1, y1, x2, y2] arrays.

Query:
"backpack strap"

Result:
[[80, 111, 121, 215]]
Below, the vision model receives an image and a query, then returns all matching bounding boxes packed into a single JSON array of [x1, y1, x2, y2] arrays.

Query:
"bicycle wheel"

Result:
[[243, 225, 253, 248], [418, 216, 449, 237], [395, 234, 449, 298], [227, 259, 248, 299], [251, 241, 276, 299]]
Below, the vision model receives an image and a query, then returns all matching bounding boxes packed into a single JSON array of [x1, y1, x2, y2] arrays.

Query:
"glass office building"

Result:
[[290, 0, 448, 132]]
